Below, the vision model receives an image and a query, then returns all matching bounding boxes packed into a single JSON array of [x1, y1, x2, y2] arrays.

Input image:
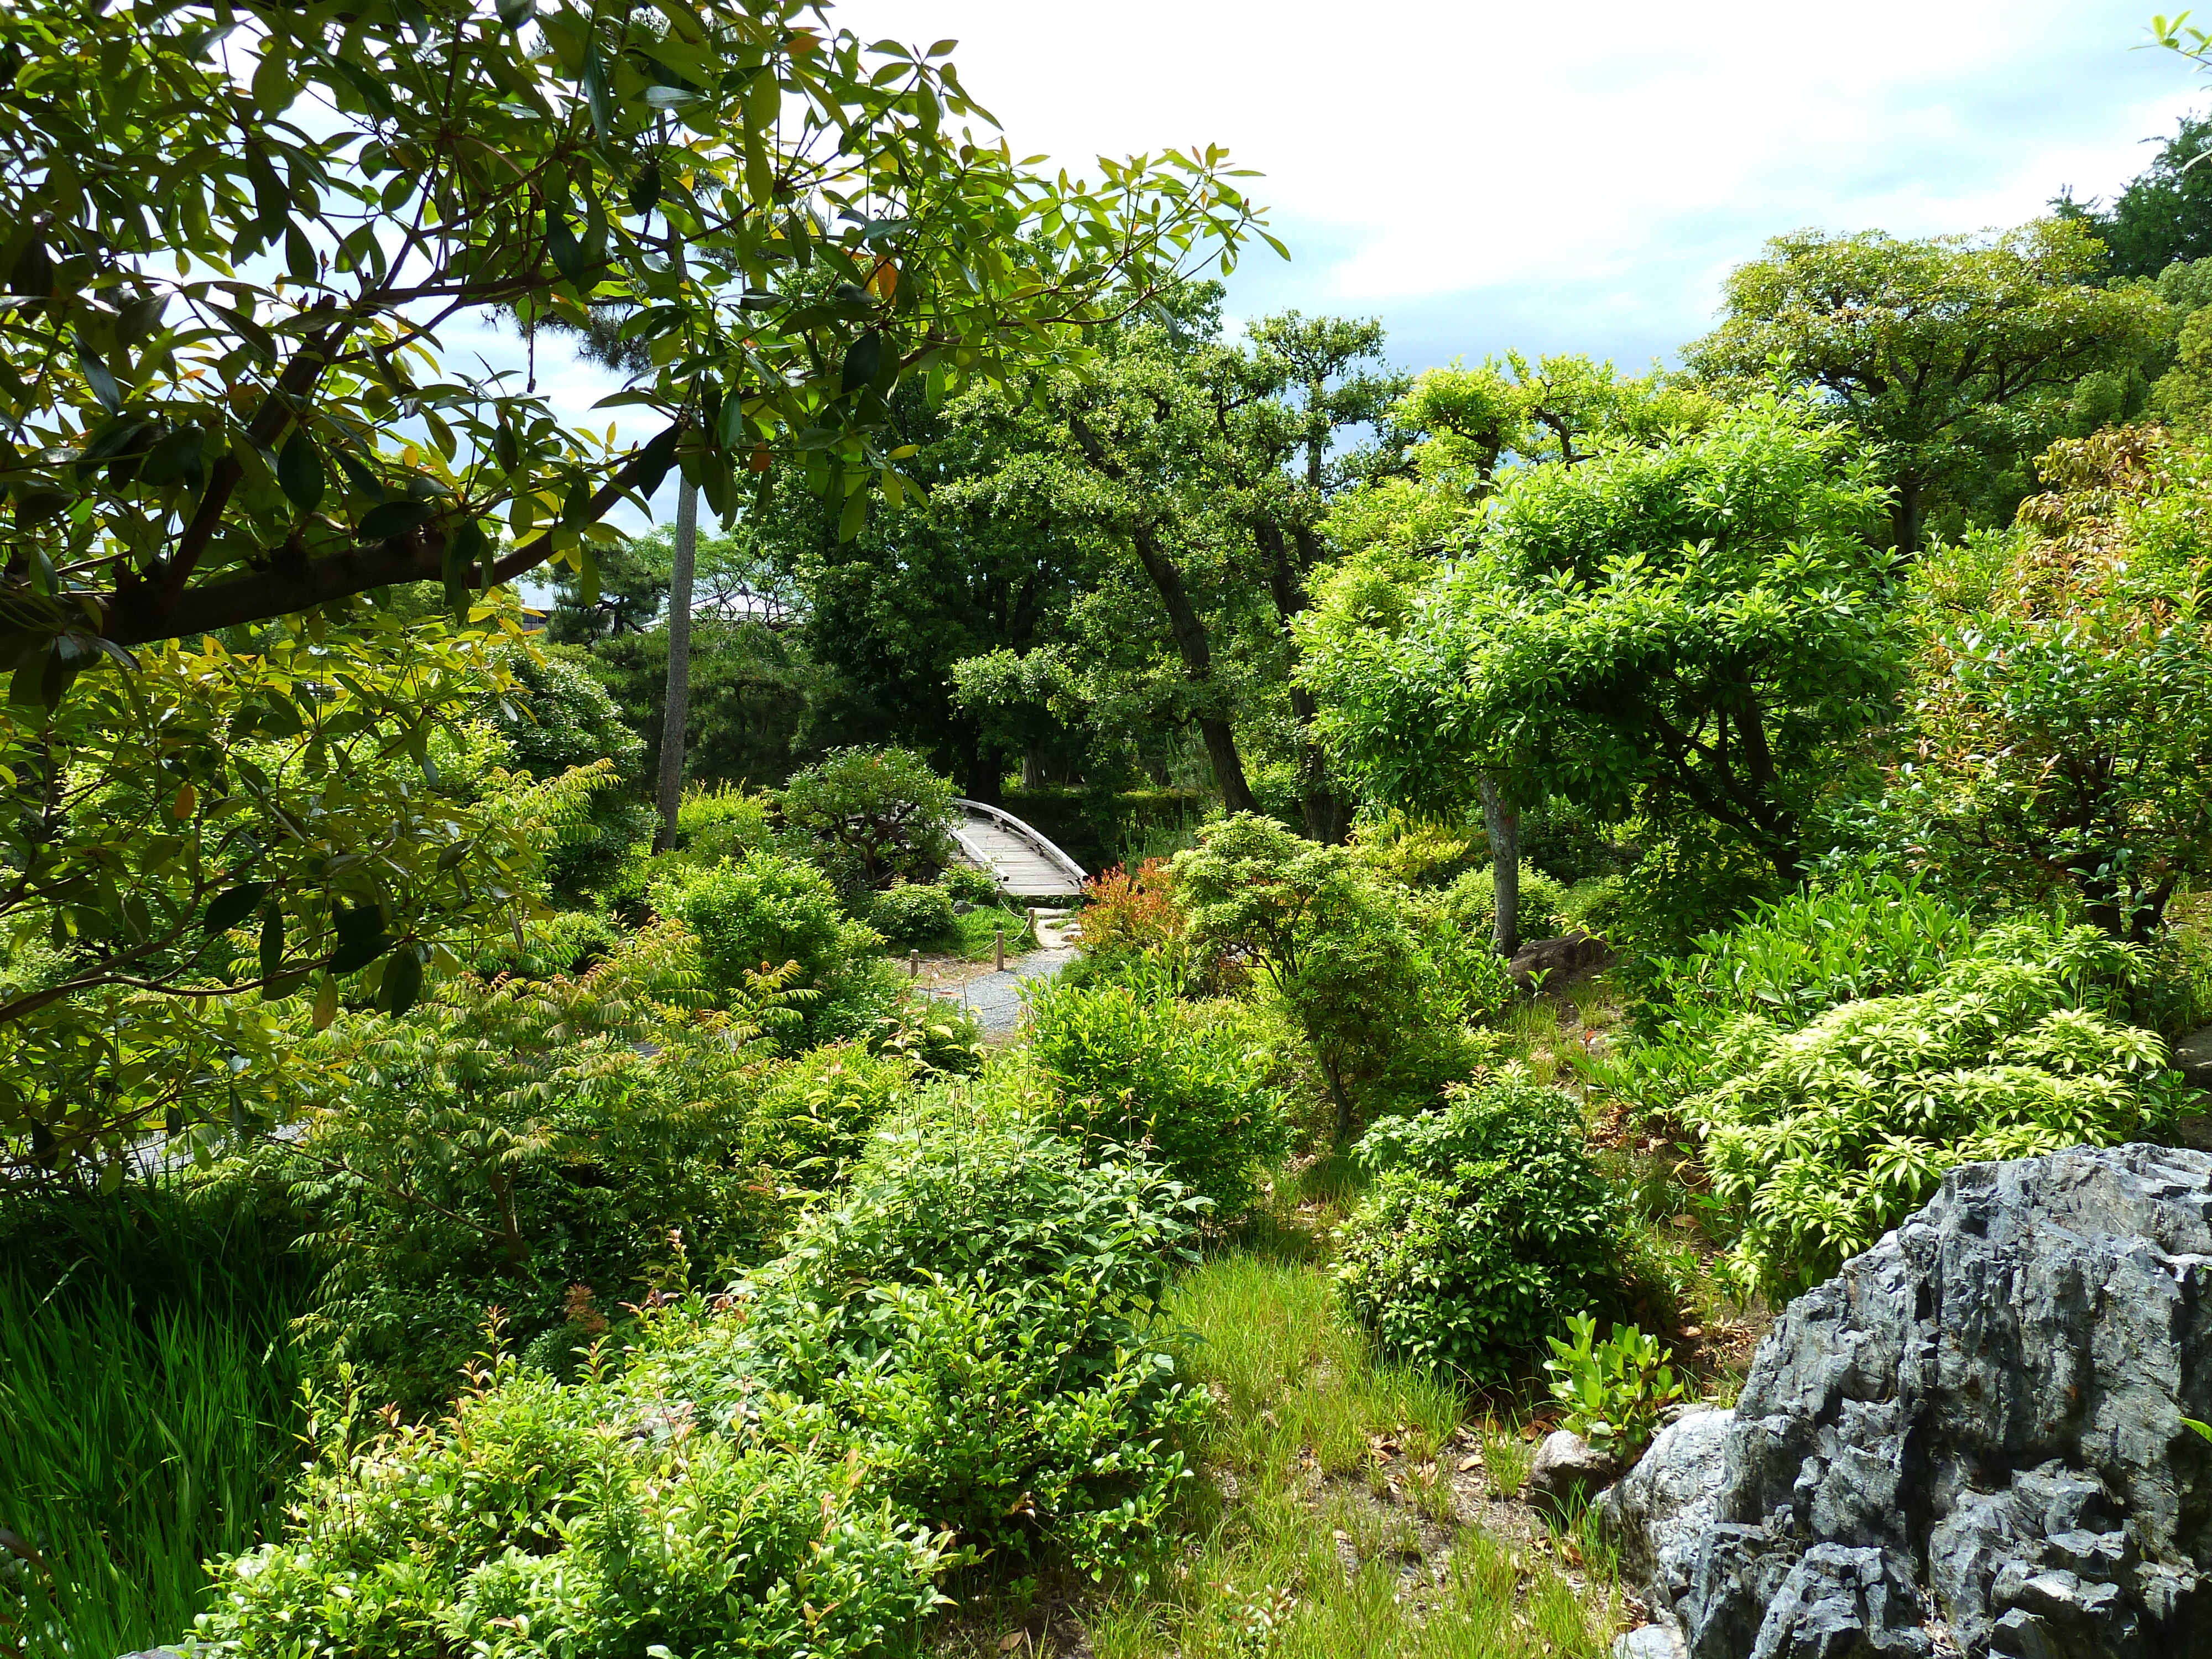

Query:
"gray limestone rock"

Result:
[[1603, 1406, 1736, 1607], [1605, 1144, 2212, 1659], [1528, 1428, 1621, 1514]]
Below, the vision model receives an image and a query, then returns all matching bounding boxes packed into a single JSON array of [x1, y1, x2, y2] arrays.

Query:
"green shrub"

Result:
[[1637, 868, 1974, 1039], [661, 1111, 1209, 1574], [1677, 917, 2185, 1299], [745, 1042, 917, 1192], [477, 648, 654, 901], [778, 746, 958, 898], [940, 863, 1000, 907], [1337, 1076, 1624, 1385], [649, 853, 892, 1045], [1175, 814, 1498, 1143], [1437, 862, 1572, 939], [275, 923, 787, 1412], [1023, 976, 1288, 1217], [869, 879, 957, 949], [195, 1352, 951, 1659], [1542, 1314, 1689, 1460], [676, 780, 774, 861]]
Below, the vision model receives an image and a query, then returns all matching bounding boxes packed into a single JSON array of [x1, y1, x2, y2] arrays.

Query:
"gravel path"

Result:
[[920, 945, 1078, 1035]]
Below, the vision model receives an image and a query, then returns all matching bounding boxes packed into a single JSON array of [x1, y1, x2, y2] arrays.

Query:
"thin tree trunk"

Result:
[[1126, 525, 1256, 814], [1480, 775, 1520, 957], [653, 478, 698, 853]]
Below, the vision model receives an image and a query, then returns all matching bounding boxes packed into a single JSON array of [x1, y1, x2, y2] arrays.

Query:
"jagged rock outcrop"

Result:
[[1605, 1144, 2212, 1659]]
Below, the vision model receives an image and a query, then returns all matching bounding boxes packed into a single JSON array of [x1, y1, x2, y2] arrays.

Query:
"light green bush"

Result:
[[868, 879, 957, 949], [676, 780, 774, 861], [477, 648, 654, 901], [649, 853, 891, 1045], [1023, 975, 1287, 1217], [195, 1354, 951, 1659], [1437, 862, 1572, 938], [1680, 917, 2185, 1298], [1336, 1076, 1624, 1385]]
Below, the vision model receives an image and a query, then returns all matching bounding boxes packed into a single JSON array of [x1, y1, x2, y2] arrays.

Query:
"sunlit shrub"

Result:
[[649, 853, 892, 1045], [1337, 1076, 1623, 1385], [1024, 975, 1287, 1217], [868, 879, 957, 949], [1678, 917, 2185, 1298]]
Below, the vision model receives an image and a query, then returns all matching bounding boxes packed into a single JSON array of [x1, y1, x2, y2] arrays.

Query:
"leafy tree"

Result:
[[0, 613, 603, 1174], [1683, 221, 2171, 550], [1887, 426, 2212, 938], [2056, 112, 2212, 279], [1201, 313, 1407, 841], [776, 745, 958, 895], [1, 0, 1266, 654], [1172, 813, 1465, 1144], [1303, 396, 1903, 885]]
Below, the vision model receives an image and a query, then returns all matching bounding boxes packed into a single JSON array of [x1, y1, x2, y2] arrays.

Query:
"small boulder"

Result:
[[1528, 1428, 1620, 1514], [1508, 931, 1613, 992]]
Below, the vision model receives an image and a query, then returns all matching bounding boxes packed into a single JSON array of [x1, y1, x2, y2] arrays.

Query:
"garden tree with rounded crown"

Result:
[[1683, 220, 2172, 553], [1301, 394, 1906, 889], [0, 0, 1267, 1172], [1315, 354, 1717, 949], [1199, 311, 1407, 843], [1888, 425, 2212, 941], [734, 381, 1105, 801]]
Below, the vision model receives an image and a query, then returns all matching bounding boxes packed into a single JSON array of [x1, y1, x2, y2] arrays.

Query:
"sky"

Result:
[[466, 0, 2209, 533]]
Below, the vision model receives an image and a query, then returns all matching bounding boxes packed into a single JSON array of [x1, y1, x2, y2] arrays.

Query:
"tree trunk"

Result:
[[1268, 525, 1354, 843], [652, 478, 698, 853], [1127, 525, 1256, 814], [1480, 775, 1520, 957], [1892, 473, 1924, 556]]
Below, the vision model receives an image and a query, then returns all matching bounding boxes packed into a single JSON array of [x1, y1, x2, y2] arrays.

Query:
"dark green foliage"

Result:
[[1335, 1077, 1624, 1386], [2058, 113, 2212, 279], [1024, 976, 1288, 1217], [778, 747, 960, 898], [868, 880, 957, 949], [477, 649, 653, 901]]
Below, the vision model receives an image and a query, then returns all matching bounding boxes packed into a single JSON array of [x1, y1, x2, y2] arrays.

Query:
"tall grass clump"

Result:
[[0, 1182, 310, 1659]]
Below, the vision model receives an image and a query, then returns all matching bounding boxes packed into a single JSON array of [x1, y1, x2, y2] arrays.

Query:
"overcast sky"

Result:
[[472, 0, 2209, 531]]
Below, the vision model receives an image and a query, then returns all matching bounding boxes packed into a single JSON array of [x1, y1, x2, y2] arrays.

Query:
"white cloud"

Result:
[[446, 0, 2209, 535], [837, 0, 2201, 367]]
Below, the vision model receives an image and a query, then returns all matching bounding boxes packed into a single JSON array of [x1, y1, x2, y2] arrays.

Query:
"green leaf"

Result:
[[278, 430, 325, 512], [203, 882, 269, 937], [13, 489, 73, 529], [328, 926, 394, 977], [76, 340, 122, 414], [139, 425, 206, 488], [9, 239, 53, 299], [445, 519, 488, 615], [546, 206, 588, 284], [627, 160, 662, 216], [630, 424, 681, 497], [581, 36, 613, 138], [357, 498, 435, 541], [840, 329, 884, 397], [257, 901, 285, 987], [379, 946, 424, 1018], [495, 0, 535, 25]]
